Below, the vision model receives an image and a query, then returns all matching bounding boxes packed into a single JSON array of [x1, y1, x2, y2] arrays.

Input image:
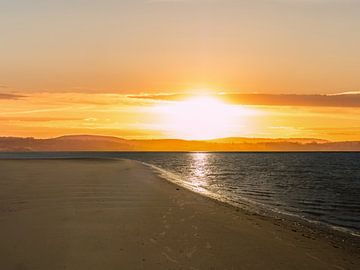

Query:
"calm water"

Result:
[[1, 152, 359, 235]]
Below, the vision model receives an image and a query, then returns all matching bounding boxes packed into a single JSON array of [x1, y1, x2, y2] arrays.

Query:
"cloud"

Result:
[[129, 92, 360, 107], [0, 93, 25, 100], [0, 117, 83, 122]]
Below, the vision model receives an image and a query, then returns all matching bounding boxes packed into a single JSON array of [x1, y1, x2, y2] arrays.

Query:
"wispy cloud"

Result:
[[0, 93, 25, 100], [0, 116, 83, 122], [130, 92, 360, 108]]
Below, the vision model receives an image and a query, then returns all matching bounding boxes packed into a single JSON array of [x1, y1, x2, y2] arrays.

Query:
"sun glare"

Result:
[[155, 95, 251, 140]]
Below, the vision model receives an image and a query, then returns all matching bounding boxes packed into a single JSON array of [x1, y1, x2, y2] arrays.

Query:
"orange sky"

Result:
[[1, 1, 360, 141], [1, 91, 360, 141]]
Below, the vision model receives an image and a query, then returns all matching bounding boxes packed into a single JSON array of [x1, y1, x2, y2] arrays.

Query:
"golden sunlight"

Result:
[[154, 95, 252, 140]]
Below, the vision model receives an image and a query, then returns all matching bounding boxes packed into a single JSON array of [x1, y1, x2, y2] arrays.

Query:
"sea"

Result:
[[1, 152, 359, 236]]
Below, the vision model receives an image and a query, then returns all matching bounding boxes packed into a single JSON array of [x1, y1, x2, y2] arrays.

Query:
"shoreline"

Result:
[[0, 158, 359, 269], [1, 157, 359, 245], [145, 161, 360, 252]]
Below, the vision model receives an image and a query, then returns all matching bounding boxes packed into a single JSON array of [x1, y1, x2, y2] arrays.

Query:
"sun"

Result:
[[155, 95, 241, 140]]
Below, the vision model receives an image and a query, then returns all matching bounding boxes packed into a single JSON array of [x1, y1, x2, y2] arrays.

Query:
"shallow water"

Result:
[[1, 152, 359, 235]]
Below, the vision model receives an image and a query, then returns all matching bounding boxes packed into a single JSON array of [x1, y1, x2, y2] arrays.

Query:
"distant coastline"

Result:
[[1, 134, 360, 152]]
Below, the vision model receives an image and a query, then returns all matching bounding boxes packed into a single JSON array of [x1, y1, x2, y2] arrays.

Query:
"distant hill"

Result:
[[209, 137, 329, 144], [0, 135, 132, 151], [0, 135, 359, 152]]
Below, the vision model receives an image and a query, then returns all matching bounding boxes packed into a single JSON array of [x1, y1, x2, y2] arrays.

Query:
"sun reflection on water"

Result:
[[189, 153, 210, 192]]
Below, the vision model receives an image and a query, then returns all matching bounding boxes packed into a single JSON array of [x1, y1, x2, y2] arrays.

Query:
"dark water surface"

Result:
[[1, 152, 359, 235]]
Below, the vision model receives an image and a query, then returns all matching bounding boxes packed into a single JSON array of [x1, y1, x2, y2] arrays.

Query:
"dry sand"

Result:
[[0, 159, 358, 270]]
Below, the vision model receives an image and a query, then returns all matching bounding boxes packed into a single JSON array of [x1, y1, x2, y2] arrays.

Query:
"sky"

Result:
[[1, 0, 360, 140]]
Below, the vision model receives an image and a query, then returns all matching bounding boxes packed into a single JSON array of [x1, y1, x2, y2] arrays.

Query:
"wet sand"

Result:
[[0, 159, 359, 269]]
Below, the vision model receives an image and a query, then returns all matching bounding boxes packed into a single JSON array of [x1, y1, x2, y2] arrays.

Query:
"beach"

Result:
[[0, 159, 358, 270]]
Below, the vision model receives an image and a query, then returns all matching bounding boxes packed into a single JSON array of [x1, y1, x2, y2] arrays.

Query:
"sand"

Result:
[[0, 159, 358, 270]]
